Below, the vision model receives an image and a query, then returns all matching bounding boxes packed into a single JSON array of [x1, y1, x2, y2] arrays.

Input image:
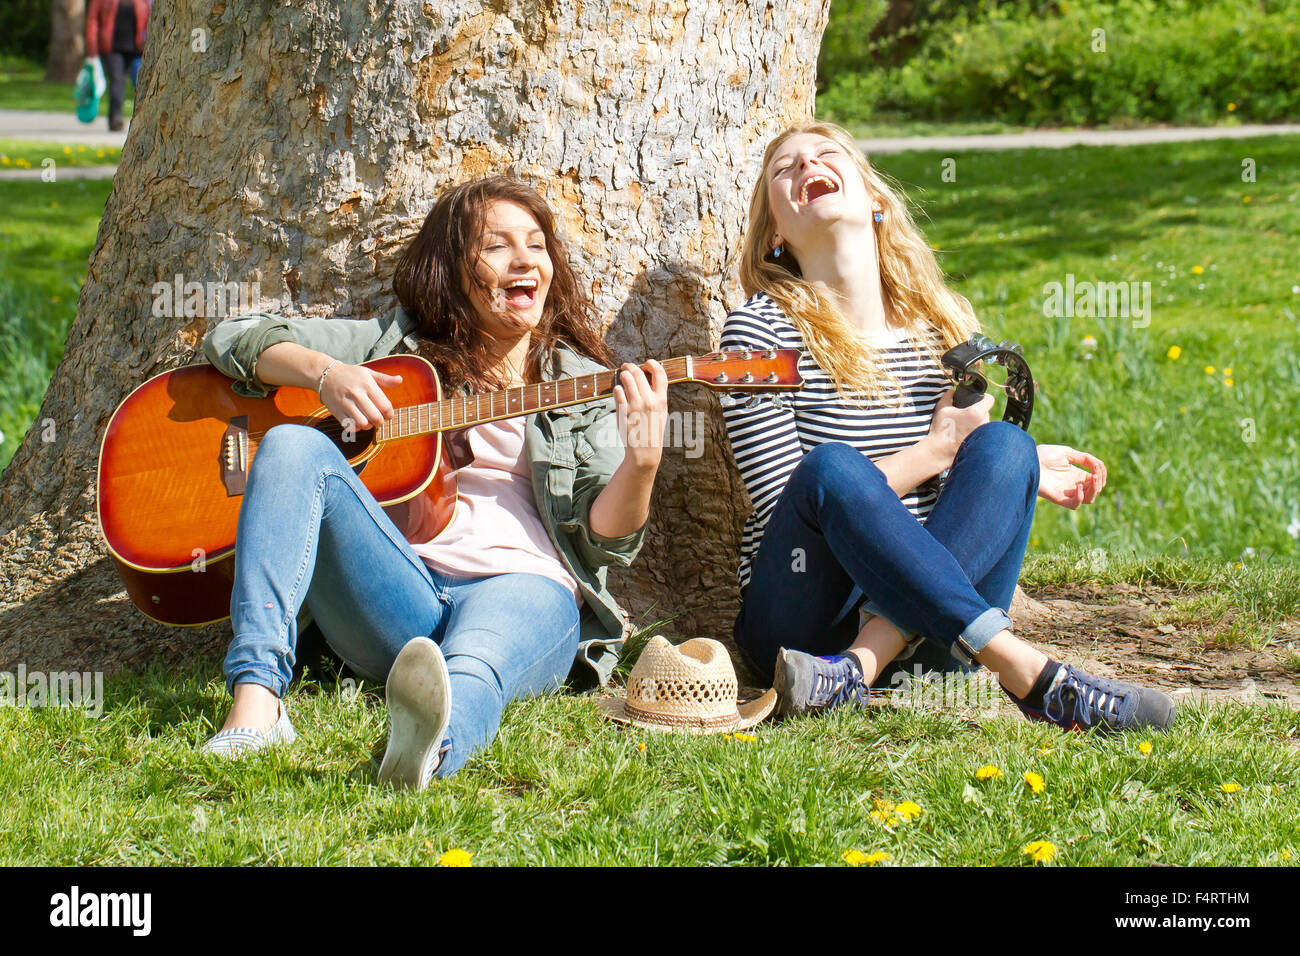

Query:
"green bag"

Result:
[[74, 58, 107, 124]]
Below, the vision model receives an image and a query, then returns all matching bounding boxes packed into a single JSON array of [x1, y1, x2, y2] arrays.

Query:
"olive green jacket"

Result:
[[201, 304, 645, 688]]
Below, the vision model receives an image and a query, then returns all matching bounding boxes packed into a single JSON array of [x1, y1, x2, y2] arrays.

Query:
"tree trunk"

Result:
[[0, 0, 831, 675], [45, 0, 86, 84]]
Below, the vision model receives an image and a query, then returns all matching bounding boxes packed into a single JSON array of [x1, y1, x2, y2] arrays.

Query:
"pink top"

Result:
[[411, 417, 582, 604]]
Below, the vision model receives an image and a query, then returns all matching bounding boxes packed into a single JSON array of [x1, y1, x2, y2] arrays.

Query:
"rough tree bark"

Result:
[[46, 0, 87, 85], [0, 0, 831, 676]]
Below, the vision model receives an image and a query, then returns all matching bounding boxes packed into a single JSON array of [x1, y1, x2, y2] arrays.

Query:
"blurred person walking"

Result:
[[85, 0, 150, 132]]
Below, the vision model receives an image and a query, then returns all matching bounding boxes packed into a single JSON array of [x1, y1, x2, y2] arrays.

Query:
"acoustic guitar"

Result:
[[97, 349, 803, 626]]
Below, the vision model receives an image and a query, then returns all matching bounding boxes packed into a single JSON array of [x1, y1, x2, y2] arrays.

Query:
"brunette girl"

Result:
[[200, 176, 668, 786]]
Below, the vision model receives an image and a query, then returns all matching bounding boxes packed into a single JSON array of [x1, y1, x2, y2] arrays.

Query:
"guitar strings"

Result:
[[238, 357, 701, 443], [236, 353, 797, 443]]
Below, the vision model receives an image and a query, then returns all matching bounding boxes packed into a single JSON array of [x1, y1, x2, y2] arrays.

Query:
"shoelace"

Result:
[[811, 659, 869, 710], [1045, 668, 1131, 728]]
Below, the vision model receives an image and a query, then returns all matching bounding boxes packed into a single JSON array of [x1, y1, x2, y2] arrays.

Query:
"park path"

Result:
[[3, 109, 1299, 179], [857, 122, 1300, 154], [0, 108, 128, 146]]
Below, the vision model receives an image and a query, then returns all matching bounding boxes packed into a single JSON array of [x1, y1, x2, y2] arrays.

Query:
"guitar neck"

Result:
[[375, 356, 693, 441]]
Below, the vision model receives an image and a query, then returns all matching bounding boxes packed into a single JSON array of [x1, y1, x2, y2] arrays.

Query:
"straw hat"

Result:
[[597, 636, 777, 734]]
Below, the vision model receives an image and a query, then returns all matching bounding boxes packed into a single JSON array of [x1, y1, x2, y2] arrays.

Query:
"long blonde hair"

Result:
[[739, 122, 979, 401]]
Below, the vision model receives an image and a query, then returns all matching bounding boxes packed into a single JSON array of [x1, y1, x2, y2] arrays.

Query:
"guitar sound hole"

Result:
[[313, 419, 376, 471]]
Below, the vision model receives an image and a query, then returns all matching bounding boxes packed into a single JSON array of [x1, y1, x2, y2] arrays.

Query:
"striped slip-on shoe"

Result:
[[201, 700, 297, 758]]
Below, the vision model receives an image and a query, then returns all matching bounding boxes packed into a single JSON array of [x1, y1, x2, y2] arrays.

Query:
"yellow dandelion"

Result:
[[843, 849, 892, 866], [1223, 367, 1233, 376], [895, 801, 924, 822], [1224, 379, 1234, 387], [1204, 365, 1215, 374], [870, 798, 898, 826], [1282, 849, 1292, 861], [63, 146, 72, 155], [1227, 102, 1237, 112], [975, 764, 1002, 780], [1243, 195, 1251, 203], [1022, 840, 1057, 864], [1024, 771, 1046, 794], [733, 732, 757, 743], [1192, 265, 1204, 274], [722, 733, 732, 740], [1220, 782, 1241, 794], [1039, 747, 1053, 756], [438, 848, 473, 867], [1138, 741, 1153, 755], [1166, 345, 1182, 360], [636, 742, 646, 752], [1179, 406, 1187, 414]]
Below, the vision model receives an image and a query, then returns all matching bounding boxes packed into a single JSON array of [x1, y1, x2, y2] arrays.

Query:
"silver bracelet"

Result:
[[316, 359, 340, 393]]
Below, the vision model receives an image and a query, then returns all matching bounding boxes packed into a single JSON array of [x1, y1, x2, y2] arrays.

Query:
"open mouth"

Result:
[[799, 175, 839, 205], [500, 277, 538, 309]]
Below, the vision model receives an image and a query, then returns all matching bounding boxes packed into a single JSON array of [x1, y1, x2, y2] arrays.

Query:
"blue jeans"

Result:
[[733, 421, 1039, 684], [222, 424, 581, 777]]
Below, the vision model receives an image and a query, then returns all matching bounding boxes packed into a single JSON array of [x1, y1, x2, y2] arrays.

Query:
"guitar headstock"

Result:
[[688, 348, 803, 390]]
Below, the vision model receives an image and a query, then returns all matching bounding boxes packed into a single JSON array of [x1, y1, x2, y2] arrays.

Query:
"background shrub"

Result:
[[818, 0, 1300, 126]]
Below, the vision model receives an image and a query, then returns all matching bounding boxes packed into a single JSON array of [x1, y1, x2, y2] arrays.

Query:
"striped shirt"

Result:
[[719, 292, 951, 591]]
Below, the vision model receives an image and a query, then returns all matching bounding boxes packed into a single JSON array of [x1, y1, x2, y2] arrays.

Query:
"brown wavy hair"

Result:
[[392, 176, 613, 392]]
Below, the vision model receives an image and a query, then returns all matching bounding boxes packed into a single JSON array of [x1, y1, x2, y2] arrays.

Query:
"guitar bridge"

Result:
[[220, 415, 249, 496]]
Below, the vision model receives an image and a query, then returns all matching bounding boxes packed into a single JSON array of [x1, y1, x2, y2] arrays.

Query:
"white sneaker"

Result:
[[378, 637, 452, 791], [201, 699, 297, 758]]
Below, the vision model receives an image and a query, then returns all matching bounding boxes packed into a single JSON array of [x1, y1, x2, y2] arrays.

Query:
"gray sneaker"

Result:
[[773, 648, 870, 716]]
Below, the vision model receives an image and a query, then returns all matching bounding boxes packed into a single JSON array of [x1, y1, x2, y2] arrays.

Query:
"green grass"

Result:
[[875, 133, 1300, 561], [0, 138, 121, 170], [1, 662, 1296, 866], [0, 54, 134, 117], [0, 177, 108, 466]]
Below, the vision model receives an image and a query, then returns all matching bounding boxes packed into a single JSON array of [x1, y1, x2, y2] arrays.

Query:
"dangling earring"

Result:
[[873, 211, 884, 223], [773, 245, 783, 259]]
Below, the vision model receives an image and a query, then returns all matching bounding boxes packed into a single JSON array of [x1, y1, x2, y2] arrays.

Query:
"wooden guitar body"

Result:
[[97, 354, 455, 626]]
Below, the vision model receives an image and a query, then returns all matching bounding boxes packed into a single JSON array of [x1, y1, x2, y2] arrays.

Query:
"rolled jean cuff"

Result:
[[950, 607, 1013, 666], [226, 665, 287, 699]]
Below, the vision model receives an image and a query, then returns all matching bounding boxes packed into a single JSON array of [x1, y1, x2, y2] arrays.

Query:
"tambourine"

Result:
[[941, 334, 1035, 429], [920, 335, 1035, 498]]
